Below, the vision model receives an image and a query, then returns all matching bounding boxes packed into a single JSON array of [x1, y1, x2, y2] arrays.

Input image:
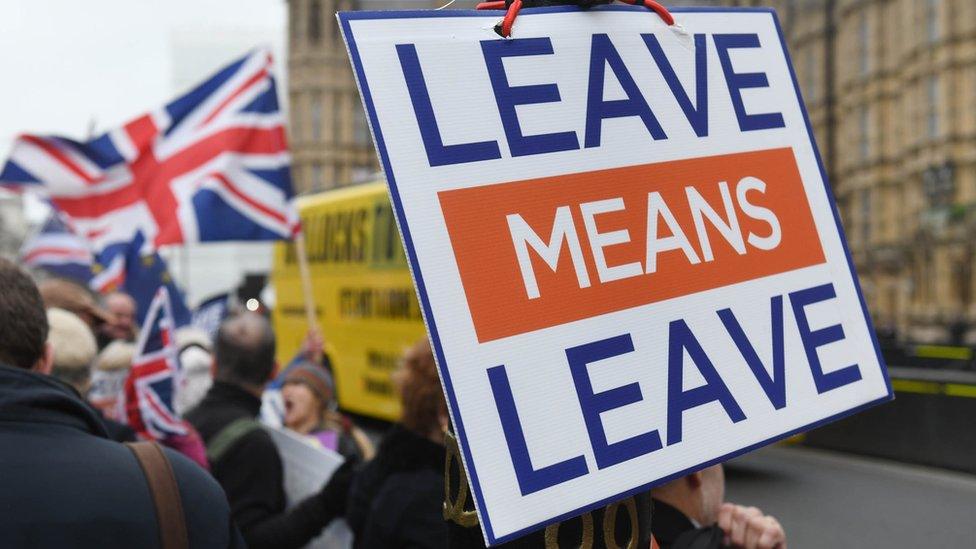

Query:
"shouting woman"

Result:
[[281, 361, 374, 462]]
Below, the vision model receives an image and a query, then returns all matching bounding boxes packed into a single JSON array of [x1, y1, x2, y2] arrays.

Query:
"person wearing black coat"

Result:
[[0, 364, 243, 548], [99, 408, 138, 442], [346, 338, 449, 549], [347, 424, 446, 548], [185, 313, 349, 549], [0, 258, 243, 548]]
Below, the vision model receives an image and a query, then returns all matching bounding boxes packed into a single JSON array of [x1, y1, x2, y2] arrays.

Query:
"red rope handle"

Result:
[[478, 0, 674, 38], [616, 0, 674, 26], [498, 0, 524, 37]]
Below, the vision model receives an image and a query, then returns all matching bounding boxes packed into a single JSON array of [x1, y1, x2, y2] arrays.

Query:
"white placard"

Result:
[[266, 427, 352, 549], [340, 6, 891, 545]]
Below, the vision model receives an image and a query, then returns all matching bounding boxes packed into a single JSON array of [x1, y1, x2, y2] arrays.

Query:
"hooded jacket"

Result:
[[0, 363, 244, 548]]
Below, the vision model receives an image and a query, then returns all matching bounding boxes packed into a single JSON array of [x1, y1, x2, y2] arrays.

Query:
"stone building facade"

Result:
[[728, 0, 976, 344], [288, 0, 376, 193], [287, 0, 440, 194], [288, 0, 976, 343]]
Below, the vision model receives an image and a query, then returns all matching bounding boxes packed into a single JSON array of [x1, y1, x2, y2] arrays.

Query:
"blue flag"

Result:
[[95, 232, 192, 328]]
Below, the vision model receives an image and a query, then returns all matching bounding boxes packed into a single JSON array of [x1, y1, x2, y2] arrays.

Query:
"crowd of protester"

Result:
[[0, 257, 787, 549]]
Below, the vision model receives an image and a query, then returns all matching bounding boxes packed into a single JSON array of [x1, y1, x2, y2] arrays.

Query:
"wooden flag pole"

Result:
[[293, 231, 322, 362]]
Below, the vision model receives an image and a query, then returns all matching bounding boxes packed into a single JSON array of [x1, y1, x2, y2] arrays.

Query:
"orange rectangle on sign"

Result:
[[438, 148, 826, 343]]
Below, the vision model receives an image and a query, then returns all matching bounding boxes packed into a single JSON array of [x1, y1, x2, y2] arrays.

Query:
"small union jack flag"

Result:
[[19, 212, 94, 284], [125, 286, 187, 440], [0, 48, 299, 253]]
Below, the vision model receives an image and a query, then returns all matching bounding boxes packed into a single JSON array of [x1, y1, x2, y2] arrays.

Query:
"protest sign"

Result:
[[266, 426, 352, 548], [340, 6, 892, 544]]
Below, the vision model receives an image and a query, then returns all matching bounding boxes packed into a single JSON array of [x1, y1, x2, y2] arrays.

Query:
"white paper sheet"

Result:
[[266, 426, 353, 549]]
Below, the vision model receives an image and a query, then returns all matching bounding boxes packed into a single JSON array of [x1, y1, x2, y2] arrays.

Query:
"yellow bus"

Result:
[[271, 181, 425, 421]]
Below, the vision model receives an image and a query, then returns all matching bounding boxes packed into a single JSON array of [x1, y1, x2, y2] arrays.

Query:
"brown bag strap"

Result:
[[126, 441, 189, 549]]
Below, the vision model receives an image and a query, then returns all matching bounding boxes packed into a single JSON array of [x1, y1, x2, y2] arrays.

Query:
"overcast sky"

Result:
[[0, 0, 287, 219], [0, 0, 287, 156]]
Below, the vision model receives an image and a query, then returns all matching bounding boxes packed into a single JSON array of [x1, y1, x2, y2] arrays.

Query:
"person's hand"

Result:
[[717, 503, 786, 549], [316, 460, 357, 516], [302, 328, 324, 362]]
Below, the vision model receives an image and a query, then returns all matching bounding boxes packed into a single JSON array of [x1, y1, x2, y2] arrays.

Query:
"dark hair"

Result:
[[213, 313, 276, 387], [0, 259, 49, 369]]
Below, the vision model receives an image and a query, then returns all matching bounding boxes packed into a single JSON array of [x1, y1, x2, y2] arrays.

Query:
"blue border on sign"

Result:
[[339, 6, 893, 545]]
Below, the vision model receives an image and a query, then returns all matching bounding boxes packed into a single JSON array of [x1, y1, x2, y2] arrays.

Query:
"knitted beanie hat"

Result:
[[285, 362, 335, 404]]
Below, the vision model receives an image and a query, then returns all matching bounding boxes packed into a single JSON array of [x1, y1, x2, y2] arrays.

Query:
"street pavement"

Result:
[[724, 445, 976, 548]]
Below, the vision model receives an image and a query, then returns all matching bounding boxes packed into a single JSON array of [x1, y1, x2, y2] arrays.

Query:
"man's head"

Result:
[[46, 308, 98, 393], [213, 313, 276, 391], [0, 259, 52, 372], [101, 292, 137, 342], [38, 278, 113, 330], [651, 464, 725, 526]]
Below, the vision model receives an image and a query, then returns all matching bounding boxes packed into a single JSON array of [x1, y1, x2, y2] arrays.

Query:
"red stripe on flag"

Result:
[[86, 227, 109, 240], [211, 173, 289, 225], [52, 182, 142, 218], [51, 126, 287, 221], [159, 126, 288, 178], [145, 388, 182, 429], [199, 65, 271, 127], [22, 135, 100, 185], [23, 247, 91, 264], [123, 115, 160, 155], [92, 269, 125, 294], [0, 184, 27, 194]]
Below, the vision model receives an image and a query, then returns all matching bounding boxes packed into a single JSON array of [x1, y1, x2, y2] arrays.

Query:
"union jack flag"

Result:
[[19, 212, 95, 284], [0, 48, 299, 252], [125, 286, 187, 440]]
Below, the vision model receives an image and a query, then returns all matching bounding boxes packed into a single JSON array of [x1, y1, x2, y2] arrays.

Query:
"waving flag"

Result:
[[96, 231, 192, 328], [191, 292, 229, 340], [125, 287, 187, 440], [19, 212, 94, 283], [0, 48, 299, 253]]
